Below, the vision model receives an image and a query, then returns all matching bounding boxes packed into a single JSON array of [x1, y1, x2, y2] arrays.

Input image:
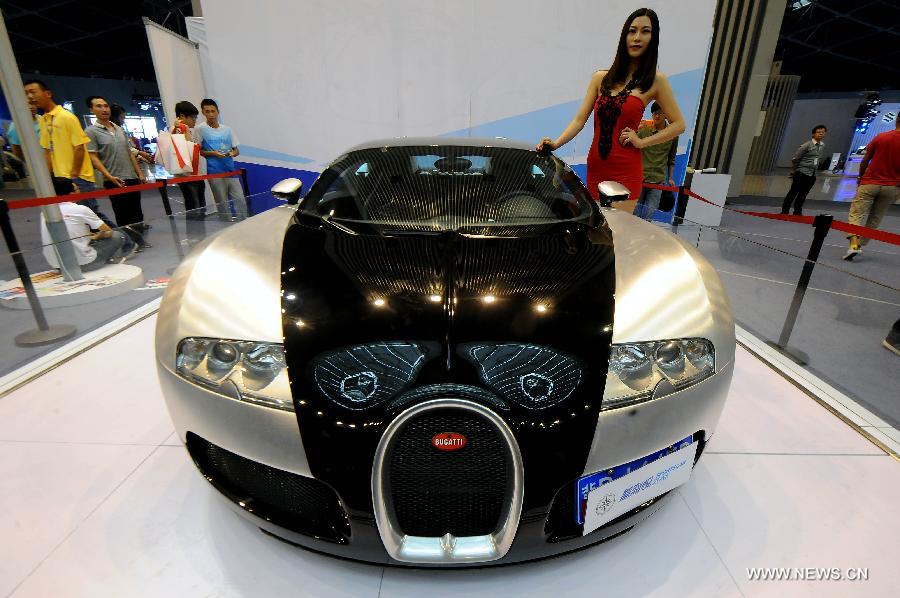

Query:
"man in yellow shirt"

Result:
[[24, 79, 131, 255], [25, 80, 96, 195]]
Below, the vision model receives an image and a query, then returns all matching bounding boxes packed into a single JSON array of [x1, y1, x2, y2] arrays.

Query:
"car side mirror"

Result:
[[271, 178, 304, 205], [597, 181, 630, 207]]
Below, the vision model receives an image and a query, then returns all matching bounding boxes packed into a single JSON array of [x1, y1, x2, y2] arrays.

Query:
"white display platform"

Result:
[[0, 265, 144, 310], [0, 316, 897, 597]]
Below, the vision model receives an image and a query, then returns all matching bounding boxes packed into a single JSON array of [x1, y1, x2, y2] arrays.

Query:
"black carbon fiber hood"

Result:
[[280, 218, 615, 516]]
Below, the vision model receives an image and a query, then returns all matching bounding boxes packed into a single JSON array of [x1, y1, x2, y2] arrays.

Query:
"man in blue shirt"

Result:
[[197, 99, 247, 221], [7, 103, 41, 163]]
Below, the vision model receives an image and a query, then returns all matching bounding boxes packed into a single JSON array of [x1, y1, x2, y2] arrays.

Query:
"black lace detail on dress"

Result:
[[596, 79, 637, 160]]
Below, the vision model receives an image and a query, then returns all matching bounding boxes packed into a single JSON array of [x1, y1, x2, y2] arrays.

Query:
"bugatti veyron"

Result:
[[156, 137, 734, 566]]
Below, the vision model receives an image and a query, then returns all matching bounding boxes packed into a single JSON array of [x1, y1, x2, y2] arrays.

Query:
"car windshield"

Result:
[[301, 145, 594, 233]]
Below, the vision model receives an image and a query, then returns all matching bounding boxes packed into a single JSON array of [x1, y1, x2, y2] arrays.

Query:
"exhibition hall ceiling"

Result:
[[1, 0, 897, 93], [0, 0, 193, 80], [778, 0, 900, 92]]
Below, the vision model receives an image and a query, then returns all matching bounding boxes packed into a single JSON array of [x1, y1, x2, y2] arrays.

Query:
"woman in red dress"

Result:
[[537, 8, 685, 215]]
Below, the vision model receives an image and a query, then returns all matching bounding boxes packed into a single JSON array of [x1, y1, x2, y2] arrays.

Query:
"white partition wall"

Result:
[[197, 0, 716, 189], [144, 18, 207, 135]]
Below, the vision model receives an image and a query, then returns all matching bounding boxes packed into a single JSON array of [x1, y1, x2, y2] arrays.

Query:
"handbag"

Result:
[[658, 189, 676, 212], [154, 131, 200, 176]]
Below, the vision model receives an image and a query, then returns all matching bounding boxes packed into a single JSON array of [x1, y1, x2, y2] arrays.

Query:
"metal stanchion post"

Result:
[[0, 200, 76, 346], [158, 182, 173, 216], [239, 168, 249, 196], [767, 213, 834, 365], [239, 168, 251, 217], [158, 184, 185, 265], [672, 184, 687, 231]]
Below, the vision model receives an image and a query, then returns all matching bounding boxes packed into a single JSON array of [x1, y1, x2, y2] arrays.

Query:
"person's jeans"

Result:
[[635, 187, 662, 221], [847, 184, 898, 247], [208, 176, 248, 221], [82, 231, 125, 271], [781, 172, 816, 215], [71, 177, 101, 214], [178, 181, 207, 219], [103, 178, 147, 247], [72, 177, 134, 254]]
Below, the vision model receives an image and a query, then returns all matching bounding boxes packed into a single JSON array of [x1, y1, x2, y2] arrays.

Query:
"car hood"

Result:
[[279, 220, 616, 396], [280, 219, 616, 514]]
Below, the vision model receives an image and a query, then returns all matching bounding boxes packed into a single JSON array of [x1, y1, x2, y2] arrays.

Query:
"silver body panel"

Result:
[[602, 209, 735, 364], [581, 209, 735, 475], [155, 205, 311, 476]]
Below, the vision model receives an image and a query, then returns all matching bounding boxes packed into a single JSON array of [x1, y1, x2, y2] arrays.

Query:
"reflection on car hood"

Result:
[[279, 220, 616, 514]]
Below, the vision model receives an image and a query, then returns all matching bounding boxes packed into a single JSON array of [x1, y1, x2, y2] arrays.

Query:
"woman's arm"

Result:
[[537, 71, 602, 151], [621, 72, 686, 149]]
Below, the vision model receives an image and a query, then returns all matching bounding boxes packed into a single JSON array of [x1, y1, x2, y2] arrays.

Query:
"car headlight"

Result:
[[461, 343, 584, 409], [602, 338, 715, 410], [311, 342, 434, 410], [176, 338, 293, 411]]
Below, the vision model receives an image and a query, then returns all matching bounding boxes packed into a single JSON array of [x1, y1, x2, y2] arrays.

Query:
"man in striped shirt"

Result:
[[781, 125, 827, 216]]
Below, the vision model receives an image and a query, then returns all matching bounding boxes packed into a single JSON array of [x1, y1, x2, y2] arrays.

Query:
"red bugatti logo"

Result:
[[432, 432, 467, 452]]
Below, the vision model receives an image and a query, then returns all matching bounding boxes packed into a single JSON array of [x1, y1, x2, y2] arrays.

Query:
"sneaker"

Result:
[[842, 247, 861, 261], [119, 244, 137, 262], [135, 242, 153, 253], [884, 338, 900, 357]]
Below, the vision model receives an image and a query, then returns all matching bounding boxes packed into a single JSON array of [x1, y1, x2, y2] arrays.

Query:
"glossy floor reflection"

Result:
[[741, 171, 863, 204], [0, 315, 897, 597], [672, 206, 900, 430]]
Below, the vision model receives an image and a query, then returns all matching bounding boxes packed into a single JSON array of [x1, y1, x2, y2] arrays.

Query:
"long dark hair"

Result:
[[603, 8, 659, 93]]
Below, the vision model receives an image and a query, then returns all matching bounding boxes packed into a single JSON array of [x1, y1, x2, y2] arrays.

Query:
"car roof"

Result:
[[343, 136, 535, 153]]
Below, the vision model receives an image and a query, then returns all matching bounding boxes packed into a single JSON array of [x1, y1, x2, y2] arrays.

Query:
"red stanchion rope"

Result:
[[641, 182, 900, 247], [10, 181, 163, 209], [164, 170, 243, 185], [8, 170, 244, 211]]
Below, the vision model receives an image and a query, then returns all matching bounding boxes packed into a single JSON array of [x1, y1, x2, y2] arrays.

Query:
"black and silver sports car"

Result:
[[156, 138, 734, 566]]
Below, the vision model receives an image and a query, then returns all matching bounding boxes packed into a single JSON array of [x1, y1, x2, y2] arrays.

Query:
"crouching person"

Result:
[[40, 178, 129, 272]]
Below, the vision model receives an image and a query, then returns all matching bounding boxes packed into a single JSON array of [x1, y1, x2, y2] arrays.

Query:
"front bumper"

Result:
[[157, 359, 733, 566]]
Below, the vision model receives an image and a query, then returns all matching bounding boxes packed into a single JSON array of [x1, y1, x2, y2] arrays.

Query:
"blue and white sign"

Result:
[[582, 440, 698, 535], [576, 435, 693, 525]]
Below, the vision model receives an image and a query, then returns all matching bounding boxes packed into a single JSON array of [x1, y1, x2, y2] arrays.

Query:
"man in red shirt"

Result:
[[844, 114, 900, 260]]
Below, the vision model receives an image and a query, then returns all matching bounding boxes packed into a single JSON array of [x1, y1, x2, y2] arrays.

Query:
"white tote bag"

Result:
[[155, 131, 199, 176]]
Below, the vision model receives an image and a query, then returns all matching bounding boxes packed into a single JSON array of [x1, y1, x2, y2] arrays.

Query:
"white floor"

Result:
[[0, 316, 897, 598]]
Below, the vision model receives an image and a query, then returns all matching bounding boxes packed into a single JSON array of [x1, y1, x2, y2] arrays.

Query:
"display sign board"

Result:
[[583, 441, 698, 535]]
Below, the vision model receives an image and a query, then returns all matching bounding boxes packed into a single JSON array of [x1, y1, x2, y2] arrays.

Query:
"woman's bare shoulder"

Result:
[[590, 70, 607, 91]]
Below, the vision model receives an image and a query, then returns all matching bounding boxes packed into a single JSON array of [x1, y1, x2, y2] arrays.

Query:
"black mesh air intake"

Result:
[[186, 432, 350, 543], [385, 408, 513, 537]]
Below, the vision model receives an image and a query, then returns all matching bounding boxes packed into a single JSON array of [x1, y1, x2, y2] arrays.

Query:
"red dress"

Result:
[[586, 93, 645, 200]]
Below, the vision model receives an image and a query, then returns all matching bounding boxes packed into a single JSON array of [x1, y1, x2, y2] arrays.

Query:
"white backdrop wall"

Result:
[[144, 19, 207, 136], [198, 0, 716, 189]]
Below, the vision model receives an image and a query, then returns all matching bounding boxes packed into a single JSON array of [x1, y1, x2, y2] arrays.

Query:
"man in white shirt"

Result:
[[40, 198, 127, 272]]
